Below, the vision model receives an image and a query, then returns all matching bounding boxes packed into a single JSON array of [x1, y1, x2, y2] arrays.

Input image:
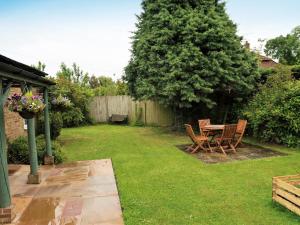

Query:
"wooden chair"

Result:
[[234, 119, 247, 148], [198, 119, 211, 137], [215, 124, 237, 156], [184, 124, 212, 154]]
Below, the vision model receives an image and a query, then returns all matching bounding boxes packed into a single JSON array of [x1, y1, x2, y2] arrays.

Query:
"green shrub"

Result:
[[8, 135, 65, 164], [258, 68, 276, 84], [36, 112, 63, 140], [291, 65, 300, 79], [61, 106, 84, 127], [50, 63, 94, 127], [243, 66, 300, 147]]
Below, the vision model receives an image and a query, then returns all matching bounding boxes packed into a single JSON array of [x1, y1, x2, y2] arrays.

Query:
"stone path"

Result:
[[7, 159, 124, 225]]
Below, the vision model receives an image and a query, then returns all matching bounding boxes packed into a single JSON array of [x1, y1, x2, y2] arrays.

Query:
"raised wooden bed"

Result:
[[273, 174, 300, 216]]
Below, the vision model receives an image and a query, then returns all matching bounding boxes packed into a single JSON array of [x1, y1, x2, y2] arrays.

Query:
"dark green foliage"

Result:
[[50, 63, 94, 127], [61, 106, 84, 127], [8, 135, 65, 165], [90, 75, 128, 96], [125, 0, 259, 110], [244, 66, 300, 147], [265, 26, 300, 65], [291, 65, 300, 79], [36, 112, 63, 140], [258, 68, 276, 84]]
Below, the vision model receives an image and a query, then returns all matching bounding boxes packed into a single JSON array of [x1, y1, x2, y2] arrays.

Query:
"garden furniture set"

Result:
[[185, 119, 247, 156]]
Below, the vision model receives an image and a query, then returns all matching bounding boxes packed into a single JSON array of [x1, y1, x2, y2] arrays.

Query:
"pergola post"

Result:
[[0, 79, 14, 224], [0, 54, 56, 223], [26, 86, 41, 184], [43, 88, 54, 165]]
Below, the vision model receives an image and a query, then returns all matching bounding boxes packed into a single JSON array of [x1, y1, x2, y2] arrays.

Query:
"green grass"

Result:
[[59, 124, 300, 225]]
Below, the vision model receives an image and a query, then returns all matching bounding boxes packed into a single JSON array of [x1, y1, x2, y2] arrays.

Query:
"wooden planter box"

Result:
[[273, 174, 300, 216]]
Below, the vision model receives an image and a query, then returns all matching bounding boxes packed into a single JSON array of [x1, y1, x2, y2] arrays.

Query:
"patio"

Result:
[[177, 143, 288, 164], [7, 159, 124, 225]]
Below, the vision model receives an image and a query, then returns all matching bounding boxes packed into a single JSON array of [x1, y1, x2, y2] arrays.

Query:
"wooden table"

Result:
[[204, 125, 225, 131], [204, 125, 225, 145]]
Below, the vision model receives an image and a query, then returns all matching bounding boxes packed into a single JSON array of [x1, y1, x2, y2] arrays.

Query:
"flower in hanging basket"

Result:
[[51, 94, 72, 109], [7, 91, 46, 119]]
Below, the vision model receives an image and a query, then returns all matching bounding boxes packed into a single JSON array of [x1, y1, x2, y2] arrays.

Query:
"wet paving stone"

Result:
[[8, 159, 124, 225]]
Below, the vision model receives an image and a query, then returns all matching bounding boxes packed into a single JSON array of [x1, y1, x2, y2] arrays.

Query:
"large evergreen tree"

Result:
[[125, 0, 259, 112]]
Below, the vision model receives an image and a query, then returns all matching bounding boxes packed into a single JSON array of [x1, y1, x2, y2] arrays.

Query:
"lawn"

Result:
[[59, 124, 300, 225]]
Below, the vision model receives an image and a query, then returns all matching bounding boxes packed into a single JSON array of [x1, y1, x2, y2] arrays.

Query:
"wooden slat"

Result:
[[273, 195, 300, 216], [276, 188, 300, 207], [287, 180, 300, 186], [274, 179, 300, 197], [274, 174, 300, 181]]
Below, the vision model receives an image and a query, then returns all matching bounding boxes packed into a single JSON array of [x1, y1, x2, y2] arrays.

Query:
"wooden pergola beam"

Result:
[[0, 70, 54, 88]]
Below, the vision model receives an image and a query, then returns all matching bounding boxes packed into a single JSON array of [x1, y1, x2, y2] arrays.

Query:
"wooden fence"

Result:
[[89, 95, 174, 126]]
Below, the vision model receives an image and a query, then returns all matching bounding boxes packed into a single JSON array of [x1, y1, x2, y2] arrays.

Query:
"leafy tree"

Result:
[[97, 76, 115, 87], [125, 0, 259, 114], [89, 75, 101, 88], [89, 75, 128, 96], [244, 66, 300, 147], [116, 80, 129, 95], [32, 61, 46, 71], [265, 26, 300, 65], [52, 63, 94, 126], [56, 63, 89, 86]]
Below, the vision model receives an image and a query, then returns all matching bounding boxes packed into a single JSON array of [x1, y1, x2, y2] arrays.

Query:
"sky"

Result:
[[0, 0, 299, 79]]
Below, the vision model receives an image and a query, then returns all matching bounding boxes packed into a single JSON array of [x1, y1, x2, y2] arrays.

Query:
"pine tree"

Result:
[[125, 0, 259, 110]]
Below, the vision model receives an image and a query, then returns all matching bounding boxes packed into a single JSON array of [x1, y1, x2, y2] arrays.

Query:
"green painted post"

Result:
[[27, 118, 38, 175], [44, 88, 52, 157], [0, 79, 11, 208]]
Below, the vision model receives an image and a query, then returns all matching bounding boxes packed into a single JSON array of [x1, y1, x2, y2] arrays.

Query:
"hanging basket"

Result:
[[18, 110, 36, 119], [7, 91, 45, 119]]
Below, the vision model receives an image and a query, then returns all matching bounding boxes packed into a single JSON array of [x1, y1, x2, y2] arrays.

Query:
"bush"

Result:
[[36, 112, 63, 140], [291, 65, 300, 79], [258, 68, 276, 84], [243, 66, 300, 147], [50, 70, 94, 127], [61, 106, 84, 127], [8, 135, 65, 164]]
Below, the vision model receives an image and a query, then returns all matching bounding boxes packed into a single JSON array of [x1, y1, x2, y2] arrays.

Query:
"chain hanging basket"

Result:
[[18, 110, 36, 119], [7, 91, 45, 119]]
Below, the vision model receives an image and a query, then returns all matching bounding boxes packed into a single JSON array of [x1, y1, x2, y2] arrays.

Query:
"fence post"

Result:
[[144, 102, 147, 125], [105, 96, 109, 122]]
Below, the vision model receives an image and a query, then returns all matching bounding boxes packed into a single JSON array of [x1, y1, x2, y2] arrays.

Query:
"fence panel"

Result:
[[89, 96, 107, 122], [89, 96, 174, 126]]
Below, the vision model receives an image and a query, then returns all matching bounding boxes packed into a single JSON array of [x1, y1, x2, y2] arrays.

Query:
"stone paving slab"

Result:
[[177, 143, 287, 164], [7, 159, 124, 225]]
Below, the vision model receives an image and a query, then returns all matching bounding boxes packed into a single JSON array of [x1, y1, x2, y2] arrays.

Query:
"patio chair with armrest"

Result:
[[215, 124, 237, 156], [185, 124, 212, 154], [234, 119, 247, 148], [198, 119, 211, 137]]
